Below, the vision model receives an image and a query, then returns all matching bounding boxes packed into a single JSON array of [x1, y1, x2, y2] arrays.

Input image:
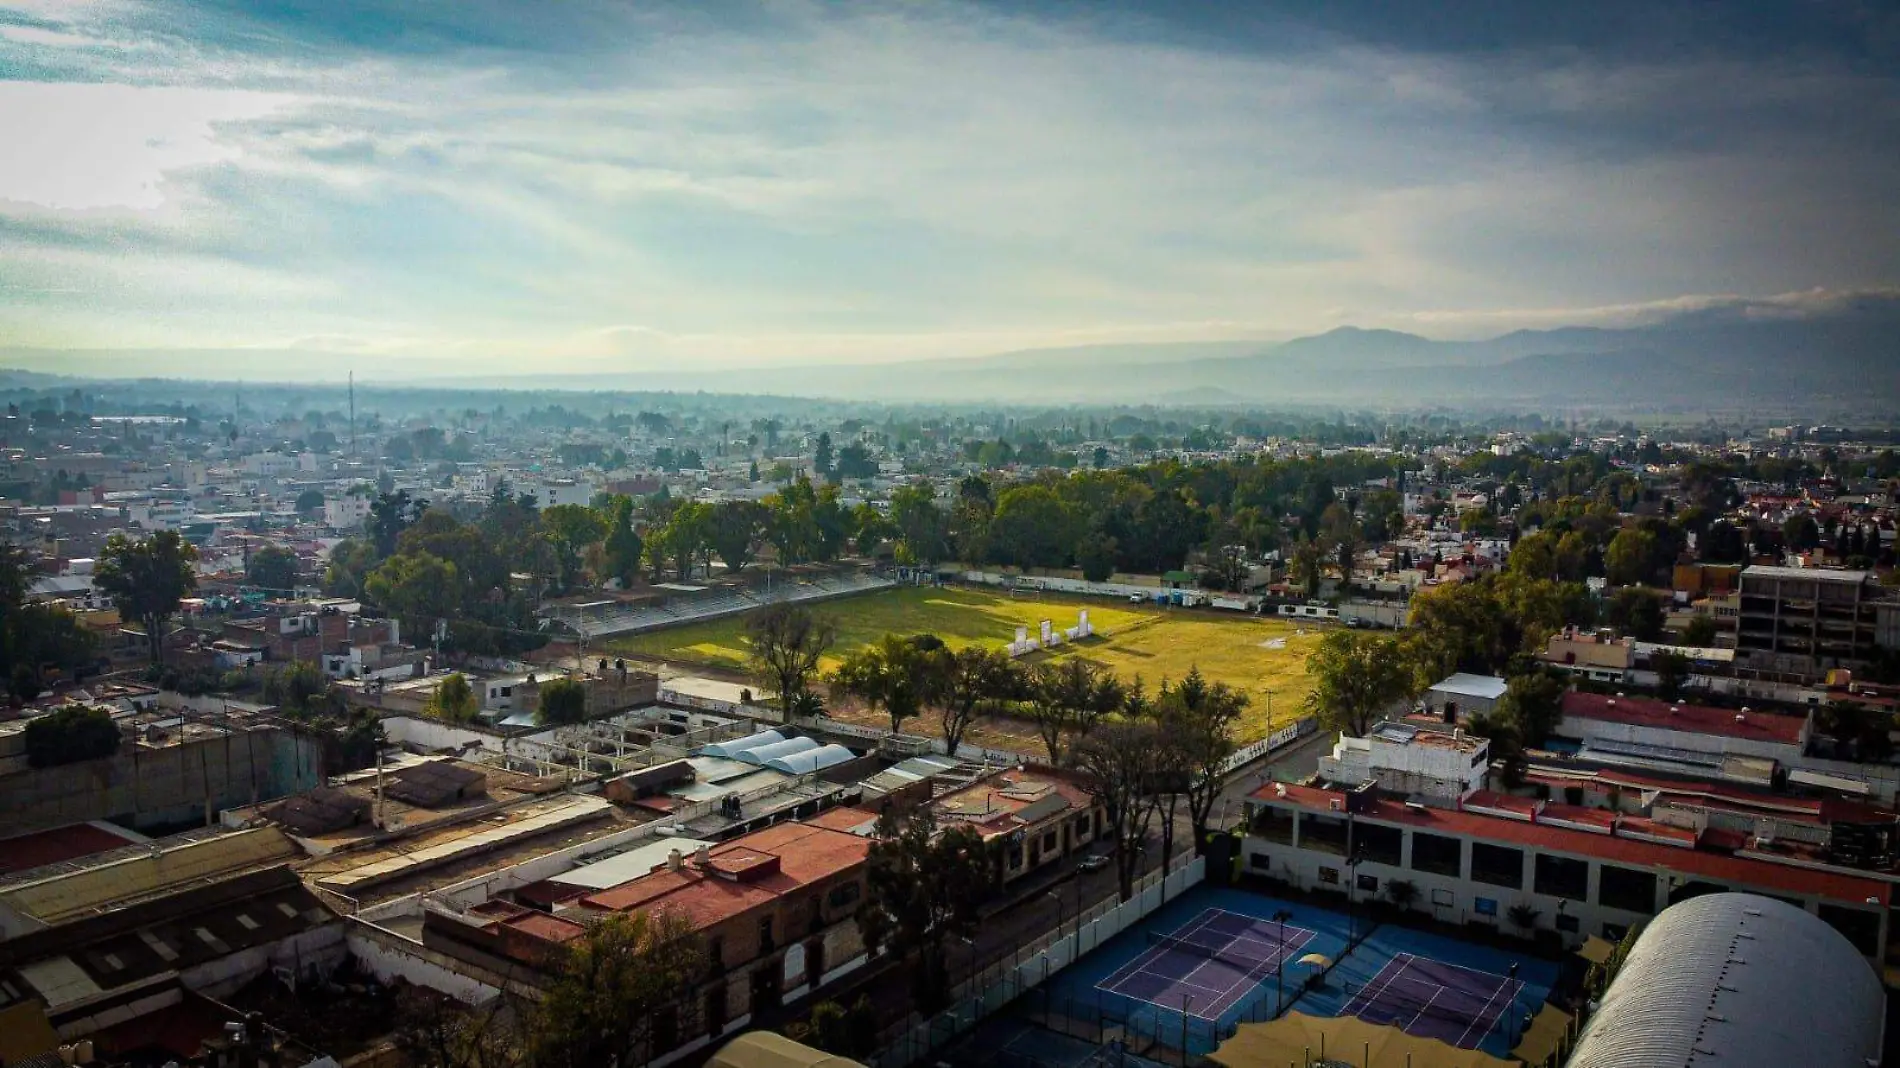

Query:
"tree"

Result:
[[364, 551, 460, 638], [602, 496, 644, 588], [1604, 585, 1667, 642], [24, 704, 122, 767], [0, 545, 95, 692], [889, 481, 949, 565], [813, 431, 834, 480], [368, 490, 423, 558], [246, 544, 300, 592], [1288, 536, 1326, 598], [858, 805, 991, 1011], [1652, 650, 1692, 701], [1682, 614, 1719, 648], [935, 645, 1021, 757], [530, 909, 706, 1068], [1783, 512, 1821, 553], [536, 676, 588, 726], [426, 672, 481, 723], [1305, 630, 1413, 738], [1604, 527, 1658, 587], [1384, 878, 1419, 912], [95, 530, 198, 665], [987, 485, 1079, 569], [833, 634, 938, 735], [1816, 702, 1896, 763], [1498, 669, 1564, 746], [543, 504, 608, 592], [708, 500, 767, 574], [1076, 531, 1118, 583], [1156, 668, 1246, 847], [1465, 710, 1526, 788], [295, 489, 327, 514], [1074, 719, 1164, 901], [746, 603, 836, 719], [1026, 658, 1124, 766], [323, 538, 380, 598]]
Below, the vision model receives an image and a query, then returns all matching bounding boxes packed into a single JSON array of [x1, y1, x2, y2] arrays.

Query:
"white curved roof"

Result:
[[737, 736, 820, 766], [765, 743, 856, 775], [1568, 892, 1882, 1068], [697, 729, 785, 759]]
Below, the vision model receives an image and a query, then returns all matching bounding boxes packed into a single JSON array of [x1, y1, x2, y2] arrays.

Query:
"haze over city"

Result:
[[2, 0, 1897, 382]]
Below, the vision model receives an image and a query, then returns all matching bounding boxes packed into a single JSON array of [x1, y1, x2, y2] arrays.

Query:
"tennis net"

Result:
[[1146, 929, 1281, 970]]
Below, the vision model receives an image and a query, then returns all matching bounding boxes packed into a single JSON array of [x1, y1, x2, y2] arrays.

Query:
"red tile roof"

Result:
[[1246, 785, 1889, 907], [579, 822, 869, 929], [1561, 691, 1806, 746]]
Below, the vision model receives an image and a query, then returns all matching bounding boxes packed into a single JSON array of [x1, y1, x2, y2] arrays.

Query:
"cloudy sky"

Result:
[[1, 0, 1897, 379]]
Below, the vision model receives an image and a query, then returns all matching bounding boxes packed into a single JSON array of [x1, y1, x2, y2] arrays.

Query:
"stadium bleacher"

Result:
[[542, 571, 896, 638]]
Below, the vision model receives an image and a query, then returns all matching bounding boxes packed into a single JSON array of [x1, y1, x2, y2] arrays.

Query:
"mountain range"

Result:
[[5, 291, 1897, 412]]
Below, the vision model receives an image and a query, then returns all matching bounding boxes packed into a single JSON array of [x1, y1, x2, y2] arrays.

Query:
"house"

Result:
[[1421, 673, 1508, 724], [1538, 629, 1635, 684], [930, 767, 1104, 886]]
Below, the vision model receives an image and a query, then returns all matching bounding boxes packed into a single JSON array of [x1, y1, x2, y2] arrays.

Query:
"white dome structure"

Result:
[[1568, 892, 1882, 1068]]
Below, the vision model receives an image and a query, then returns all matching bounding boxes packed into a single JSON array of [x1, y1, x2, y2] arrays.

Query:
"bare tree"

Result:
[[934, 645, 1022, 757], [1027, 658, 1125, 766], [1074, 718, 1164, 901], [746, 602, 836, 719]]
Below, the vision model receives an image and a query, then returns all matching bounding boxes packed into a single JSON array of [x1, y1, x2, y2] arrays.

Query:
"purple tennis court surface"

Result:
[[1096, 908, 1316, 1021], [1340, 952, 1524, 1049]]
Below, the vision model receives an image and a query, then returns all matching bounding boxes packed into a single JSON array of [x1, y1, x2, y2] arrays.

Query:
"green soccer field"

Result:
[[605, 584, 1321, 740]]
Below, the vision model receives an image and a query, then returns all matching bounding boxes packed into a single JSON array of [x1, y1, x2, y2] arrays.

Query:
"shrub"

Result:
[[24, 705, 123, 768]]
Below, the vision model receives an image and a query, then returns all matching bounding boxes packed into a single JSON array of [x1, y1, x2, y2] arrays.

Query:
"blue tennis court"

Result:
[[1096, 907, 1317, 1021], [1030, 883, 1558, 1059]]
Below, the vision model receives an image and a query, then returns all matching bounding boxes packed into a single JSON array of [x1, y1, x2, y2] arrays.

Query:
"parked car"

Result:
[[1078, 854, 1111, 872]]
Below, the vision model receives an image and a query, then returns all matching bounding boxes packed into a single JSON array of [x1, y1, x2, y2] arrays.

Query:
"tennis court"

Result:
[[1024, 884, 1557, 1060], [1096, 908, 1317, 1021], [1338, 952, 1523, 1048]]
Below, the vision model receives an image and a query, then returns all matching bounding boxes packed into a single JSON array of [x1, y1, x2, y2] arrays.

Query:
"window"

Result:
[[1555, 913, 1580, 933], [1301, 813, 1350, 856], [1410, 832, 1462, 877], [1471, 843, 1524, 889], [1041, 830, 1058, 853], [1533, 854, 1589, 899], [1317, 866, 1340, 885], [1596, 865, 1657, 913], [1356, 823, 1402, 866], [1252, 806, 1296, 844], [757, 915, 775, 953], [705, 985, 729, 1034], [1009, 842, 1025, 869], [707, 937, 726, 975], [235, 913, 259, 931], [826, 882, 861, 910], [1077, 814, 1093, 836]]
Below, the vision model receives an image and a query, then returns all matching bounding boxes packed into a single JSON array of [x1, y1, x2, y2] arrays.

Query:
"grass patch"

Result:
[[605, 585, 1320, 741]]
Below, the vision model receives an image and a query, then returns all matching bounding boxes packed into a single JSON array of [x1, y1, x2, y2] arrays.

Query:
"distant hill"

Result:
[[4, 291, 1896, 412]]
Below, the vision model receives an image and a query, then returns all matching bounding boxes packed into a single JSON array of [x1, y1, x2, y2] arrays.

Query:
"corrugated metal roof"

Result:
[[1568, 893, 1882, 1068], [737, 736, 820, 766], [697, 729, 785, 759], [764, 743, 855, 775]]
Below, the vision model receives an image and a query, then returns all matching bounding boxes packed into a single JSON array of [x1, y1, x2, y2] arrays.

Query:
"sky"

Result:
[[0, 0, 1897, 380]]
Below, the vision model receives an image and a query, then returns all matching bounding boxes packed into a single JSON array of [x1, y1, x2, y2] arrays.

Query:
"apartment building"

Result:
[[1737, 564, 1894, 680], [1242, 781, 1892, 962], [1316, 722, 1489, 803], [421, 820, 871, 1067], [1539, 628, 1636, 684]]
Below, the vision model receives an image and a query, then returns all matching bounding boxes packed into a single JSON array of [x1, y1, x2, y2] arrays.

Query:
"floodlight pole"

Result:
[[1181, 994, 1193, 1055]]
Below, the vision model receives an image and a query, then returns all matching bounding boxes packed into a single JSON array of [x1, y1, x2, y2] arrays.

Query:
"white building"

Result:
[[325, 493, 374, 530], [1317, 722, 1489, 803], [242, 452, 301, 477]]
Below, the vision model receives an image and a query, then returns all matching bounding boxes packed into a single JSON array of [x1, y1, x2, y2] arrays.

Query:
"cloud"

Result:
[[0, 0, 1895, 371]]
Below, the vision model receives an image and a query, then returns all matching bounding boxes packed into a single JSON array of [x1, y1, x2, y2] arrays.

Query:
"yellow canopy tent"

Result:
[[707, 1032, 866, 1068], [1575, 936, 1616, 966], [1205, 1013, 1516, 1068], [1510, 1004, 1574, 1068]]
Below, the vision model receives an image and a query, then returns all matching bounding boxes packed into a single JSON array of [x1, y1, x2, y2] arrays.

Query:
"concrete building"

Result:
[[1421, 673, 1507, 724], [1242, 780, 1891, 961], [323, 492, 373, 531], [931, 767, 1104, 887], [1317, 723, 1489, 803], [1736, 564, 1893, 681], [1537, 628, 1635, 684], [421, 820, 872, 1067]]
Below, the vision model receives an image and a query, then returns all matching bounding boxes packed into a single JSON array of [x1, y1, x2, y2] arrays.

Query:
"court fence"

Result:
[[873, 854, 1208, 1068]]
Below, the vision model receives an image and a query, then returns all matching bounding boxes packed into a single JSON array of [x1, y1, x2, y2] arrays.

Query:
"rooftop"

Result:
[[1250, 782, 1890, 907], [1741, 564, 1872, 584], [580, 821, 869, 929], [932, 768, 1093, 840], [1427, 673, 1508, 701], [1560, 692, 1806, 746]]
